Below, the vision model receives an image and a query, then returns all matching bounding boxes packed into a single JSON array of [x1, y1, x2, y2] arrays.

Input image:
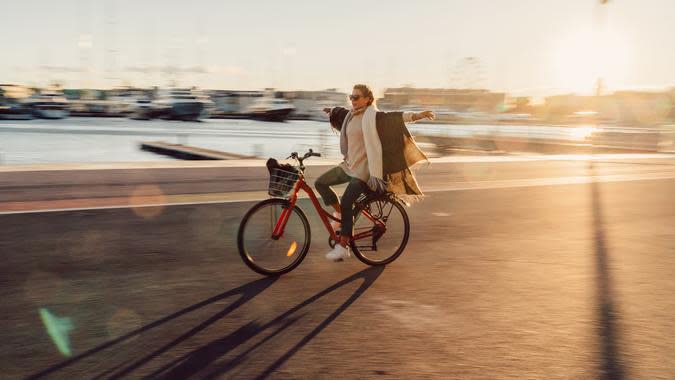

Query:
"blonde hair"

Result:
[[353, 84, 375, 106]]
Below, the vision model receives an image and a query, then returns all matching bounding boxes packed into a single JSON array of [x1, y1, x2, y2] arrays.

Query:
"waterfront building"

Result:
[[544, 90, 674, 126], [377, 87, 506, 114]]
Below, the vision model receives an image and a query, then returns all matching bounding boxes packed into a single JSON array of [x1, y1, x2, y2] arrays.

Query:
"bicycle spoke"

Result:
[[351, 197, 409, 265], [237, 199, 310, 275]]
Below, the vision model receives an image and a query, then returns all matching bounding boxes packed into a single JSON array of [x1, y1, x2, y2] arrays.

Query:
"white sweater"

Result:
[[341, 110, 416, 182]]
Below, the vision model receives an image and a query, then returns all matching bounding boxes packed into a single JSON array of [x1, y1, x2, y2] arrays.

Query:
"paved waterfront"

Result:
[[1, 156, 674, 379]]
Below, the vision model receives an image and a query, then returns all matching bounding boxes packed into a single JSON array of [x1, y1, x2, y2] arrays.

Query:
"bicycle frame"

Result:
[[271, 171, 385, 242]]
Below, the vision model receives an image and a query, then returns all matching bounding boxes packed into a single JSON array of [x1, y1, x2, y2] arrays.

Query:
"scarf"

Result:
[[351, 105, 367, 116]]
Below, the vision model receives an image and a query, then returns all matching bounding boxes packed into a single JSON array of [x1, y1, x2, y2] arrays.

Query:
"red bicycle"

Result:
[[237, 149, 411, 276]]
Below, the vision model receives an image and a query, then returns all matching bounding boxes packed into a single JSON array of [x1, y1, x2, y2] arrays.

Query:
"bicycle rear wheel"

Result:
[[237, 198, 311, 275], [350, 195, 410, 265]]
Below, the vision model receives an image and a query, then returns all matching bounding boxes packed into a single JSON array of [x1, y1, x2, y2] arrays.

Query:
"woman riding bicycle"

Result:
[[317, 84, 435, 261]]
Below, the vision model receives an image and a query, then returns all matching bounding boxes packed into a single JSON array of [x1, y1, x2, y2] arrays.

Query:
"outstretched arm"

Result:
[[403, 110, 436, 123], [413, 110, 435, 121]]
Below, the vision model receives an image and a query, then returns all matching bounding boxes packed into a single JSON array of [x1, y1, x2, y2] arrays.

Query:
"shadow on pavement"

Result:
[[31, 266, 383, 379], [589, 160, 626, 380], [27, 277, 278, 380], [147, 266, 385, 379]]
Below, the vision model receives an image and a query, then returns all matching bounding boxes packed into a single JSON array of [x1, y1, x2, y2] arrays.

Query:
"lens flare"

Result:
[[128, 185, 166, 219], [39, 308, 74, 357], [23, 271, 63, 304], [286, 241, 298, 257], [106, 308, 143, 340]]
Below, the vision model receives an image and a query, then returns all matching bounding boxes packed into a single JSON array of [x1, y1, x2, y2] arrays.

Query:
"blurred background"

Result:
[[1, 0, 674, 163]]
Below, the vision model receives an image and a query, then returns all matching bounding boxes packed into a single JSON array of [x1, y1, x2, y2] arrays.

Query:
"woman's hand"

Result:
[[367, 177, 388, 194], [415, 110, 435, 121]]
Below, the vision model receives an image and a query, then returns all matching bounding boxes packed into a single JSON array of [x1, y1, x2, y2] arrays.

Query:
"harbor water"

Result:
[[0, 118, 345, 164], [0, 117, 664, 165]]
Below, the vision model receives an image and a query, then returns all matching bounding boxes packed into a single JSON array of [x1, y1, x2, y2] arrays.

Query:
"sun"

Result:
[[550, 27, 631, 94]]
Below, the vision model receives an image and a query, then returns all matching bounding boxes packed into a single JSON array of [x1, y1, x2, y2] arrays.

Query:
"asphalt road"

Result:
[[1, 156, 674, 379]]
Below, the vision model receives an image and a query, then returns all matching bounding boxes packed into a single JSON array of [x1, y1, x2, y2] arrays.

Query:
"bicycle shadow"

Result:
[[30, 266, 384, 379], [27, 277, 278, 380], [142, 266, 385, 379]]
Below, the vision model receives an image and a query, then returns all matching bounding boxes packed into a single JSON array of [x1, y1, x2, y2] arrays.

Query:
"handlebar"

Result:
[[287, 148, 321, 160], [307, 150, 322, 158], [286, 149, 321, 169]]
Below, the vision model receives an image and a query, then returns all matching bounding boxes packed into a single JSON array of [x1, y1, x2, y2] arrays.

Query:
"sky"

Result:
[[1, 0, 674, 97]]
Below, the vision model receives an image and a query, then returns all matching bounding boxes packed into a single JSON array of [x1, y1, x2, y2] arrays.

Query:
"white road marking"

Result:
[[429, 153, 675, 163], [424, 170, 675, 193], [2, 170, 674, 215], [1, 153, 672, 173]]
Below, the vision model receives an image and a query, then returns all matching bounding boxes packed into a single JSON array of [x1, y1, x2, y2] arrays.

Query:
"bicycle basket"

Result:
[[268, 167, 300, 197]]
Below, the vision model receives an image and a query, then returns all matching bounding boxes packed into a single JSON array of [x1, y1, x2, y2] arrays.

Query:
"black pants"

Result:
[[314, 166, 367, 238]]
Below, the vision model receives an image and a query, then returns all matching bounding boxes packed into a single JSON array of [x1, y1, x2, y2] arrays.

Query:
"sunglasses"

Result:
[[349, 95, 363, 101]]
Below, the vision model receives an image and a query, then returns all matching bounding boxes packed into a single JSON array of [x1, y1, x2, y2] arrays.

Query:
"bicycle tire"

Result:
[[237, 198, 311, 276], [350, 195, 410, 266]]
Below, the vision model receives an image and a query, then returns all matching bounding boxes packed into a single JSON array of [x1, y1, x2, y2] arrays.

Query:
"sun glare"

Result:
[[569, 125, 596, 140], [551, 27, 631, 94]]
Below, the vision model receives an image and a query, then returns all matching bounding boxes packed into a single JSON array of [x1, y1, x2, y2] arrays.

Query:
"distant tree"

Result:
[[511, 97, 533, 113], [515, 97, 531, 109]]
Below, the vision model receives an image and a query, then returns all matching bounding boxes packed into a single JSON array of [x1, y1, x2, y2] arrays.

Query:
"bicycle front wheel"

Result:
[[350, 195, 410, 266], [237, 198, 311, 275]]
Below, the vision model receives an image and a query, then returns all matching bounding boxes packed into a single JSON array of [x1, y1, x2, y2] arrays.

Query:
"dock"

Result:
[[140, 141, 258, 160]]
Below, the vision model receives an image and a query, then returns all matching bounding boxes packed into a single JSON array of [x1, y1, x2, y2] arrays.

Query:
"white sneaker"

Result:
[[331, 211, 341, 232], [325, 244, 350, 262]]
